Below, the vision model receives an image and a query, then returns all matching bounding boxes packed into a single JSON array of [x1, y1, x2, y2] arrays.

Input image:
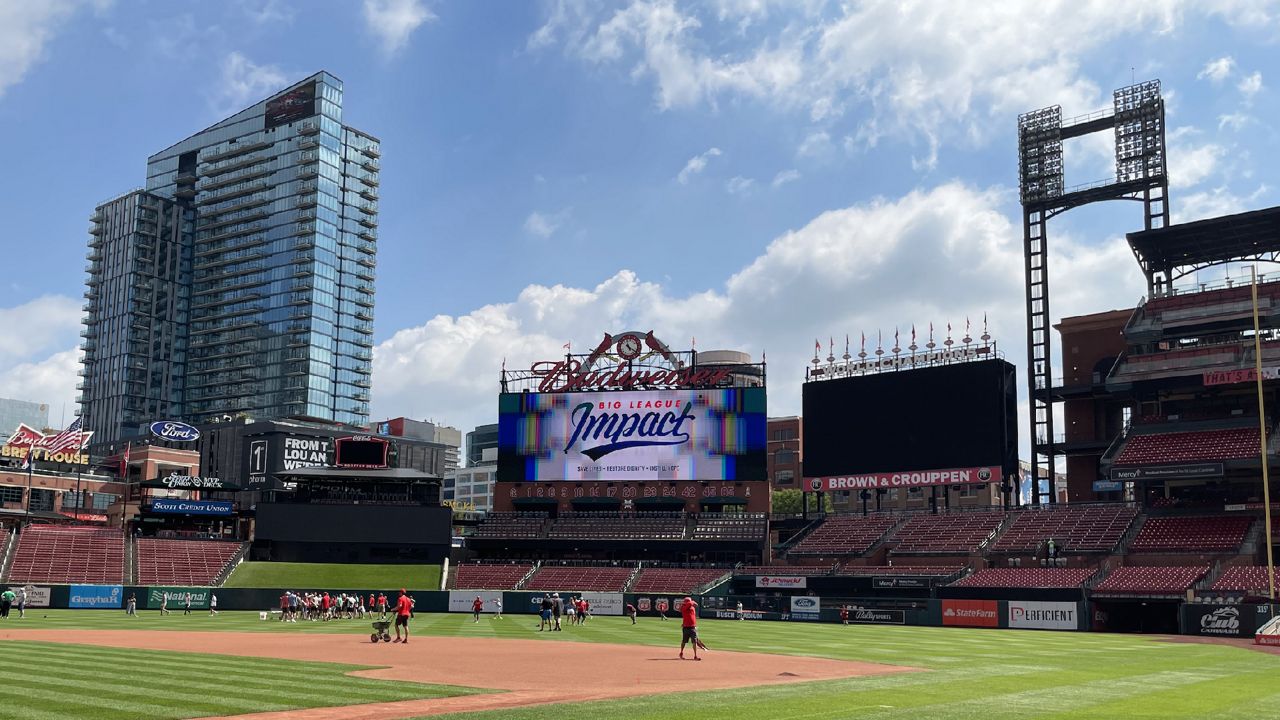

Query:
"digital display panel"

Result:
[[498, 387, 766, 481], [802, 359, 1017, 482]]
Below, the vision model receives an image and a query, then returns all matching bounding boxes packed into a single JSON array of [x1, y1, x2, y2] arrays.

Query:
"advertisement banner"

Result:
[[149, 420, 200, 442], [1008, 601, 1078, 630], [656, 598, 670, 613], [578, 592, 625, 616], [19, 586, 51, 608], [497, 388, 766, 482], [847, 608, 905, 625], [265, 81, 316, 129], [638, 597, 651, 612], [756, 575, 806, 589], [873, 577, 930, 589], [151, 499, 234, 516], [942, 599, 999, 627], [142, 474, 241, 491], [810, 465, 999, 492], [146, 587, 211, 610], [1110, 464, 1223, 481], [449, 590, 502, 613], [1204, 367, 1280, 387], [789, 596, 821, 621], [1189, 605, 1245, 637], [69, 585, 123, 609], [1092, 481, 1123, 492]]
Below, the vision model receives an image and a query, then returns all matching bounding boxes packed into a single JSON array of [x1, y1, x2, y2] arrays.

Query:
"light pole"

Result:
[[1250, 266, 1276, 600]]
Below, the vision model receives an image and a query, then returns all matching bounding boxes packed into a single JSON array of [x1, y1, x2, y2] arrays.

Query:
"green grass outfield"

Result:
[[4, 610, 1280, 719], [222, 561, 441, 590], [0, 637, 480, 720]]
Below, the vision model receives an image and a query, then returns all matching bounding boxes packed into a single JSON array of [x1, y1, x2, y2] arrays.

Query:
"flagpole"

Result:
[[25, 452, 33, 521], [1251, 266, 1275, 600]]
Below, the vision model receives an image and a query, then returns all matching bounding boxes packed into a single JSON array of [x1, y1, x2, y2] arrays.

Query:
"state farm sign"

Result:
[[755, 575, 806, 589], [810, 465, 998, 491], [942, 599, 998, 627]]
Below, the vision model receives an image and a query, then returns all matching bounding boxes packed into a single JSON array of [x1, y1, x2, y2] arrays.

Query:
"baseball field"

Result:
[[1, 610, 1277, 719]]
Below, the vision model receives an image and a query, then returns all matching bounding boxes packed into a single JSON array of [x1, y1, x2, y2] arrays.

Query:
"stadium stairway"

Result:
[[0, 528, 15, 582], [212, 542, 250, 587], [513, 561, 540, 590], [125, 535, 137, 585], [623, 564, 643, 591]]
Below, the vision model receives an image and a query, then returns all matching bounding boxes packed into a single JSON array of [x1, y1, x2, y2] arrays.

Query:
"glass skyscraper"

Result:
[[81, 72, 377, 447]]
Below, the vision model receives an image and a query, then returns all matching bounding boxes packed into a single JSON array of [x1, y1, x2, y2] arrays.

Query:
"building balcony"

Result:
[[175, 186, 197, 199], [357, 255, 376, 268], [353, 350, 373, 361], [357, 228, 377, 242], [199, 194, 270, 220], [292, 238, 315, 251], [354, 379, 372, 388], [86, 249, 102, 262], [359, 187, 378, 201], [83, 287, 99, 300], [286, 292, 310, 306], [355, 310, 374, 322], [297, 208, 317, 222], [86, 276, 102, 287], [201, 139, 273, 165], [359, 173, 379, 187], [352, 294, 374, 308], [198, 168, 272, 194], [352, 392, 370, 402], [176, 171, 198, 184], [292, 267, 314, 278], [199, 248, 269, 271], [194, 261, 267, 284], [353, 336, 374, 348], [199, 210, 270, 236], [355, 268, 375, 282], [90, 210, 104, 223], [358, 216, 378, 228], [284, 362, 307, 375], [90, 223, 105, 236], [195, 234, 269, 259], [200, 221, 265, 244], [361, 159, 380, 172], [360, 144, 381, 158], [299, 121, 320, 135], [358, 203, 378, 215], [297, 165, 319, 180], [296, 195, 317, 209], [298, 137, 319, 151], [355, 284, 375, 295]]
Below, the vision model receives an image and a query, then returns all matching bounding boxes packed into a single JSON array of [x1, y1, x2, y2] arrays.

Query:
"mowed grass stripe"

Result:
[[0, 639, 483, 720]]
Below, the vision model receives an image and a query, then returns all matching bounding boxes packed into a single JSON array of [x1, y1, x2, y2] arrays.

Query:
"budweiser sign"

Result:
[[810, 465, 998, 491], [2, 423, 93, 465], [531, 360, 734, 393]]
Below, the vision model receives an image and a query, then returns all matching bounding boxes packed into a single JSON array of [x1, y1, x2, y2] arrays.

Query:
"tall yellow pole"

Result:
[[1250, 266, 1275, 600]]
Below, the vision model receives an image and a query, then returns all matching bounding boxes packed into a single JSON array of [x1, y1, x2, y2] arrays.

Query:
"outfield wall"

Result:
[[28, 584, 1275, 637]]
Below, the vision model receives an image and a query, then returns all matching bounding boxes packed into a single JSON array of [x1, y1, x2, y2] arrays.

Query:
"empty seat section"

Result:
[[7, 525, 125, 584], [890, 512, 1005, 554], [1114, 428, 1260, 465], [1211, 566, 1280, 594], [736, 565, 834, 576], [524, 566, 632, 592], [471, 512, 546, 539], [788, 516, 897, 556], [548, 513, 685, 540], [833, 565, 965, 577], [631, 568, 728, 593], [989, 505, 1137, 553], [1128, 515, 1253, 552], [451, 563, 534, 589], [950, 567, 1095, 588], [136, 538, 243, 586], [1093, 565, 1209, 595], [692, 514, 767, 540]]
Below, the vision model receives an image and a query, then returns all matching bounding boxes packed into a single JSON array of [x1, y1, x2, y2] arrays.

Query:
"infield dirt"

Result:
[[2, 628, 917, 719]]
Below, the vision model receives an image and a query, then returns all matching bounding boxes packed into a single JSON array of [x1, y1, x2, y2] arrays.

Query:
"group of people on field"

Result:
[[535, 592, 595, 631], [277, 590, 411, 622]]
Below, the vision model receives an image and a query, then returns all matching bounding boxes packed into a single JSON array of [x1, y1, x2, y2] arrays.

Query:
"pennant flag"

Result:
[[119, 442, 131, 478]]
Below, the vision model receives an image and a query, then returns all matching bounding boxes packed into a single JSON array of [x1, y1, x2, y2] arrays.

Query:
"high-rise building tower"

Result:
[[81, 72, 377, 447]]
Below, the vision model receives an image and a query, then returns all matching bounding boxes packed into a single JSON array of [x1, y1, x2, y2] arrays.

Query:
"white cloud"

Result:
[[0, 295, 82, 361], [523, 210, 569, 238], [725, 175, 755, 195], [1238, 70, 1263, 98], [796, 130, 832, 158], [371, 183, 1145, 443], [1197, 56, 1235, 82], [676, 147, 722, 184], [363, 0, 436, 55], [0, 0, 105, 100], [771, 169, 800, 187], [1166, 128, 1225, 190], [532, 2, 1273, 163], [241, 0, 295, 24], [0, 348, 79, 426], [1218, 112, 1252, 131], [213, 52, 287, 116], [1174, 184, 1269, 224]]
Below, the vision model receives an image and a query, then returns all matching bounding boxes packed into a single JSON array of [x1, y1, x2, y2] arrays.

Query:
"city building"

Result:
[[82, 71, 378, 448], [375, 417, 461, 469], [443, 465, 496, 513], [0, 398, 50, 439], [767, 416, 802, 489], [466, 423, 498, 467]]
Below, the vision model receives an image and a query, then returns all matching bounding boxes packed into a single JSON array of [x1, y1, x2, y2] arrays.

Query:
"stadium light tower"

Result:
[[1017, 81, 1169, 505]]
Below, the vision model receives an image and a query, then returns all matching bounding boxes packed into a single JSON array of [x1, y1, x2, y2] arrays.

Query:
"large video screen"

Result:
[[498, 387, 766, 482], [802, 359, 1016, 481]]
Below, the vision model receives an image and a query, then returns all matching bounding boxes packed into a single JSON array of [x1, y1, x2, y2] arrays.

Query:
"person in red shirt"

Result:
[[279, 593, 289, 622], [626, 602, 637, 625], [377, 593, 388, 620], [472, 596, 484, 623], [840, 604, 850, 626], [393, 589, 413, 643], [679, 596, 704, 660], [321, 592, 331, 621]]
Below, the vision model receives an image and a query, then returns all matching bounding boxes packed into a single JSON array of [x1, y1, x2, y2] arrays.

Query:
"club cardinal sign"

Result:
[[2, 424, 93, 465]]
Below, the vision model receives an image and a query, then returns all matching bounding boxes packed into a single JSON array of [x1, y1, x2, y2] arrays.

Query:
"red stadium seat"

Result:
[[950, 567, 1096, 588], [1113, 428, 1261, 465], [450, 563, 534, 590], [524, 566, 632, 592], [1128, 515, 1253, 553], [7, 525, 125, 584], [1093, 565, 1209, 595], [631, 568, 729, 594], [989, 505, 1137, 554], [889, 512, 1005, 554], [135, 538, 244, 586], [788, 515, 898, 556], [1211, 566, 1280, 595]]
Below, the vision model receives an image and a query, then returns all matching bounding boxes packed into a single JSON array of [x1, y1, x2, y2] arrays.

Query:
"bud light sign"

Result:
[[150, 420, 200, 442]]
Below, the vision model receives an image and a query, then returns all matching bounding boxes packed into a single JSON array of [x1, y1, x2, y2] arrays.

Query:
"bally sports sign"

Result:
[[810, 466, 999, 491]]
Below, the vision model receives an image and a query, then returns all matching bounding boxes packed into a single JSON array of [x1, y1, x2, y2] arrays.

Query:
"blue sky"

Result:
[[1, 0, 1278, 450]]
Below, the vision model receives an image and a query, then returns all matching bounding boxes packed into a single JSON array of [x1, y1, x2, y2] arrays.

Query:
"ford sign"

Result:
[[150, 421, 200, 442]]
